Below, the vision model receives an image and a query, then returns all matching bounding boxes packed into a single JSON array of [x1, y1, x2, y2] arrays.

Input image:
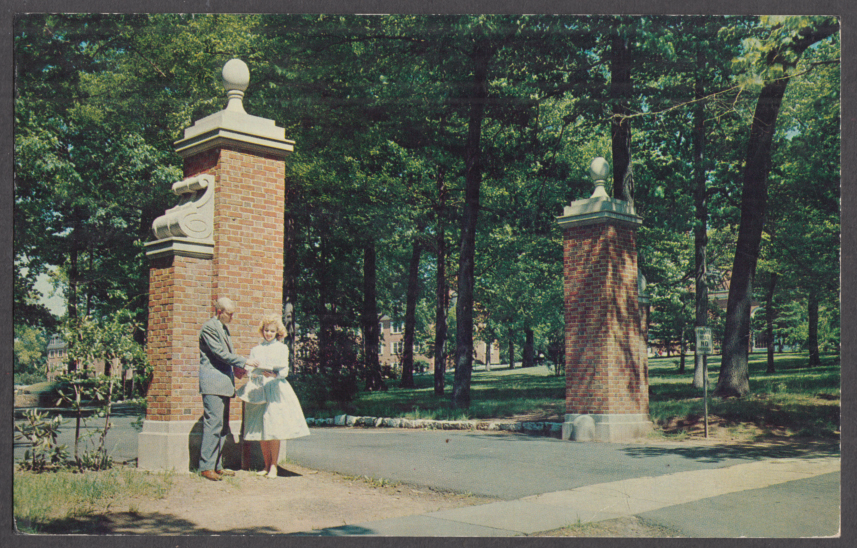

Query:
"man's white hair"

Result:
[[214, 297, 236, 313]]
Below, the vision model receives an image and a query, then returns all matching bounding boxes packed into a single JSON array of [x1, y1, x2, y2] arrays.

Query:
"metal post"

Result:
[[703, 354, 708, 439], [696, 326, 712, 439]]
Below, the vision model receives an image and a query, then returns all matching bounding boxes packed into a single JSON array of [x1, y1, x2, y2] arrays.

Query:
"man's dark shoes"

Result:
[[201, 470, 222, 481], [216, 469, 236, 477]]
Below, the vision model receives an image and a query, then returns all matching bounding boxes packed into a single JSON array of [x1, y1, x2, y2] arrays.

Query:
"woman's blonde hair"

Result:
[[258, 314, 287, 339]]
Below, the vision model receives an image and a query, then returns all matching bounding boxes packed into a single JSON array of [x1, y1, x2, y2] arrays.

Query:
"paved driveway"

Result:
[[284, 428, 840, 500]]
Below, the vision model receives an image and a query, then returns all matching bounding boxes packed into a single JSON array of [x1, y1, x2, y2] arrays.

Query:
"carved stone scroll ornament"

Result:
[[151, 174, 215, 242]]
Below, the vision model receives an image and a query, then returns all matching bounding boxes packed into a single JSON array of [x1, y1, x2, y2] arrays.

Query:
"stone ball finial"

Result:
[[222, 59, 250, 113], [589, 157, 610, 199], [589, 157, 610, 182], [223, 59, 250, 91]]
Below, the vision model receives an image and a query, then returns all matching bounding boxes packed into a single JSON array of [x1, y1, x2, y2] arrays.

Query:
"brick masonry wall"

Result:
[[146, 145, 286, 422], [146, 255, 212, 420], [210, 147, 286, 353], [563, 221, 649, 415]]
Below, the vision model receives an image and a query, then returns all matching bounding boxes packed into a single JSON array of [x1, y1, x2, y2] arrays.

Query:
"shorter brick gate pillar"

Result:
[[138, 59, 293, 472], [558, 158, 651, 442]]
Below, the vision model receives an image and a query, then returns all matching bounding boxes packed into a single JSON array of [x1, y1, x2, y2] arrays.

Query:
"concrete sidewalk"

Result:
[[297, 457, 841, 537]]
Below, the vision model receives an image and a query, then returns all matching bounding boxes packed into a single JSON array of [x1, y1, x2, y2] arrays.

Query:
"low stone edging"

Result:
[[305, 415, 563, 437]]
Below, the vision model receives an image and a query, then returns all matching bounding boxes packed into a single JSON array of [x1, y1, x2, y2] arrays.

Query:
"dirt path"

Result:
[[91, 463, 682, 537], [93, 463, 497, 535]]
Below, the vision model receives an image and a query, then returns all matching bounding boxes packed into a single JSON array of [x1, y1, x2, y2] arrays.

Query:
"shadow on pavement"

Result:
[[621, 439, 840, 463], [287, 524, 378, 536], [17, 512, 282, 535]]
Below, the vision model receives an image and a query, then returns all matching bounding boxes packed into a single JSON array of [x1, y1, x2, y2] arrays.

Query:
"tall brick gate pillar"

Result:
[[558, 158, 652, 442], [138, 60, 294, 472]]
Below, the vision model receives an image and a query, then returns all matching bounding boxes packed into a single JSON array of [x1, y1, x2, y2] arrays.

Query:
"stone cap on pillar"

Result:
[[557, 157, 642, 229], [174, 59, 295, 158]]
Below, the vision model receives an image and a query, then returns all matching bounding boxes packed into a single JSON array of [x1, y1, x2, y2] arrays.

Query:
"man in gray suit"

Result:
[[198, 297, 259, 481]]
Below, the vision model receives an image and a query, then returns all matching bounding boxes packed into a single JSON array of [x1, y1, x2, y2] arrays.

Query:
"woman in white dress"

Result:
[[237, 314, 310, 477]]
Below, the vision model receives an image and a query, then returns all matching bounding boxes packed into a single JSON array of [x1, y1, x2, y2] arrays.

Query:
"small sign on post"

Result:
[[695, 327, 713, 355], [695, 327, 713, 438]]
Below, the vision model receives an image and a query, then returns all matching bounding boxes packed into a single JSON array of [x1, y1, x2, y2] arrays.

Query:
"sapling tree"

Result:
[[57, 311, 147, 470]]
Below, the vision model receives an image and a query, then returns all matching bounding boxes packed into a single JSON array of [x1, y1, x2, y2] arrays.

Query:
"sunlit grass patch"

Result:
[[14, 467, 175, 534], [306, 365, 566, 421]]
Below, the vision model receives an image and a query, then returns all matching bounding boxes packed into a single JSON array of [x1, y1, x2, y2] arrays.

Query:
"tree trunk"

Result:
[[400, 242, 421, 388], [317, 235, 332, 374], [452, 41, 491, 409], [485, 342, 491, 372], [434, 170, 448, 395], [765, 273, 778, 373], [522, 328, 535, 368], [610, 32, 634, 206], [716, 75, 791, 397], [692, 49, 709, 389], [714, 78, 787, 397], [715, 20, 838, 398], [808, 289, 821, 367], [68, 223, 80, 372], [86, 249, 94, 316], [362, 243, 385, 391], [508, 331, 515, 369]]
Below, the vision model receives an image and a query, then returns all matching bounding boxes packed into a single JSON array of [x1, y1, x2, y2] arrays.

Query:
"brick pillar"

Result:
[[558, 158, 651, 442], [138, 59, 294, 472]]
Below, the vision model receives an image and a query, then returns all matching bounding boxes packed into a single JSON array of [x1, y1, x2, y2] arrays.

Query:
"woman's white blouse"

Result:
[[248, 340, 289, 378]]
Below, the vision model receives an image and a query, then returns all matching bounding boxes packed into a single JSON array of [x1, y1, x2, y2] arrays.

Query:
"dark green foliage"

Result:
[[13, 15, 839, 411], [14, 324, 49, 384], [291, 368, 361, 410]]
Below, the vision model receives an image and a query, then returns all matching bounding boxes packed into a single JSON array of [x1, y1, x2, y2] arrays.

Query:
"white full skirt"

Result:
[[240, 377, 310, 441]]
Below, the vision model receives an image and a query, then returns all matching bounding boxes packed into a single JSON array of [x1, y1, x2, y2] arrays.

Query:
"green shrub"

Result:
[[15, 371, 48, 386], [292, 366, 360, 410], [291, 372, 330, 409], [14, 410, 68, 472]]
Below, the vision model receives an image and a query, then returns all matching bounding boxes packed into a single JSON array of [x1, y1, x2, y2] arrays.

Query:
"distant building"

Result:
[[377, 315, 500, 373], [291, 315, 501, 375], [45, 334, 68, 382], [43, 334, 132, 382]]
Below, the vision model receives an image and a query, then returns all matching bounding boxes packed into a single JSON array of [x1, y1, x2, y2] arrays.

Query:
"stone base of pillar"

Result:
[[561, 414, 652, 442], [137, 419, 243, 472]]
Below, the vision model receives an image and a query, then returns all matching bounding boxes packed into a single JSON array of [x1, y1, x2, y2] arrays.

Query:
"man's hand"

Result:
[[246, 358, 260, 368]]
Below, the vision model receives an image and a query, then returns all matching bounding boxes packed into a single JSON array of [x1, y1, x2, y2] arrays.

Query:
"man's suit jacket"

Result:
[[199, 317, 247, 396]]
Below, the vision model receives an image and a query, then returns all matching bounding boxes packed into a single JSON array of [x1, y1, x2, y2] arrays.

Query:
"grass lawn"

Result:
[[648, 352, 840, 440], [305, 365, 567, 422], [304, 352, 840, 441], [13, 467, 176, 534]]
